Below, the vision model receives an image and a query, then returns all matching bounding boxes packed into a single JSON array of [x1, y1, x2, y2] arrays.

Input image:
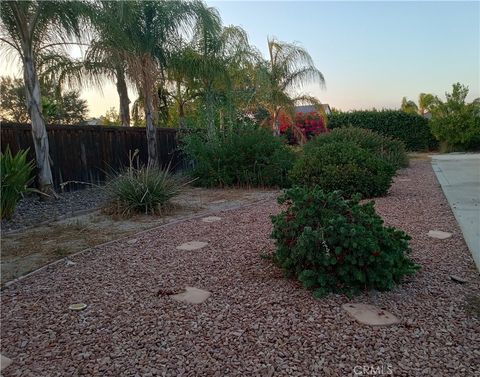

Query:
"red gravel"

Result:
[[1, 160, 479, 376]]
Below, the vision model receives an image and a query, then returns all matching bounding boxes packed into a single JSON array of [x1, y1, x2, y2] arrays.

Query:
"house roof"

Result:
[[295, 104, 331, 115]]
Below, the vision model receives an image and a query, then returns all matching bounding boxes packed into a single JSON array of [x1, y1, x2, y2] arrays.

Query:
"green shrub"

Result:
[[104, 164, 184, 216], [271, 187, 419, 297], [313, 127, 408, 170], [290, 142, 395, 198], [328, 110, 435, 151], [182, 125, 295, 188], [0, 147, 35, 220], [429, 83, 480, 151]]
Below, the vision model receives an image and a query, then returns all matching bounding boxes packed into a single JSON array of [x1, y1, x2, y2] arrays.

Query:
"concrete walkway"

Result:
[[432, 153, 480, 272]]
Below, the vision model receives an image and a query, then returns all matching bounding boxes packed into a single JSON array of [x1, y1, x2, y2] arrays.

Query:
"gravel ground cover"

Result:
[[1, 188, 107, 232], [1, 160, 479, 376]]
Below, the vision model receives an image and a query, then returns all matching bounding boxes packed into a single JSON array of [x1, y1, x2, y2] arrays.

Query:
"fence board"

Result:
[[1, 122, 183, 191]]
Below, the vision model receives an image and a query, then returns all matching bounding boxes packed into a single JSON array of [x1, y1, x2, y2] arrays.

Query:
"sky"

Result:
[[1, 1, 479, 117]]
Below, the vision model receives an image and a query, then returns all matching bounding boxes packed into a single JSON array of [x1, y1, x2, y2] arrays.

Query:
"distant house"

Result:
[[295, 104, 332, 116], [83, 118, 103, 126]]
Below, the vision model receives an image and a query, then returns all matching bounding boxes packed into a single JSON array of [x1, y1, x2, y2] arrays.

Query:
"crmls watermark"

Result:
[[353, 364, 393, 375]]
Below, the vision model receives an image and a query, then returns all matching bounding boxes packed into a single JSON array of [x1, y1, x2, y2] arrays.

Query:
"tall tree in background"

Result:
[[260, 38, 325, 136], [0, 0, 91, 194]]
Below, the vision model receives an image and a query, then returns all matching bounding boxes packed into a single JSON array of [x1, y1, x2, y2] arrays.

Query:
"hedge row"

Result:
[[328, 110, 436, 151]]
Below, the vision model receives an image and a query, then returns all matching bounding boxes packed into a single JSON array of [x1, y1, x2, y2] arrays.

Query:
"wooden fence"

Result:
[[1, 122, 183, 191]]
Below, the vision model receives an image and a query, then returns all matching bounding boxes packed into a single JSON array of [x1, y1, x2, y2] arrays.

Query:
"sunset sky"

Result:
[[1, 1, 478, 118]]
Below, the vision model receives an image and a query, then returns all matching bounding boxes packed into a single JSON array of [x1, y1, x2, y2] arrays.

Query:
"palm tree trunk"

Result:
[[23, 53, 54, 194], [272, 109, 280, 136], [144, 90, 158, 167], [115, 67, 131, 127]]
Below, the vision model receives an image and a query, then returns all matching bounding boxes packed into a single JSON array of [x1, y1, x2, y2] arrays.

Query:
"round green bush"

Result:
[[271, 187, 419, 297], [290, 142, 395, 198], [313, 127, 409, 170], [182, 125, 295, 188]]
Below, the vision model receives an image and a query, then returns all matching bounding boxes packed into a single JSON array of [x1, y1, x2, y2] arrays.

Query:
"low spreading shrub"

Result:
[[328, 110, 435, 151], [182, 125, 295, 188], [0, 147, 34, 220], [271, 187, 419, 297], [290, 142, 395, 198], [104, 161, 184, 216], [312, 127, 408, 170]]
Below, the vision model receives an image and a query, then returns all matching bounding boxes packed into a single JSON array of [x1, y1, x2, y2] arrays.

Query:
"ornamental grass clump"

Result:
[[271, 187, 419, 297], [1, 147, 35, 219], [104, 152, 186, 216]]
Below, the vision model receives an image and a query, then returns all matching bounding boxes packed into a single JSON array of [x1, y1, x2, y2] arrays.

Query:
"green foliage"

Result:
[[290, 142, 395, 198], [430, 83, 480, 151], [0, 77, 29, 123], [328, 110, 435, 151], [0, 147, 35, 220], [0, 76, 88, 125], [312, 127, 408, 170], [182, 124, 295, 188], [104, 157, 184, 216], [271, 187, 419, 297]]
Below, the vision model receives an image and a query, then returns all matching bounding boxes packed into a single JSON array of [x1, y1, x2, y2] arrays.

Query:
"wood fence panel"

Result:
[[0, 122, 182, 191]]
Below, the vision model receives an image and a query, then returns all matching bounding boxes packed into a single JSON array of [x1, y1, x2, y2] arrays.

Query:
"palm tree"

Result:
[[418, 93, 436, 116], [259, 37, 325, 136], [401, 97, 419, 114], [186, 20, 259, 136], [41, 2, 136, 127], [0, 0, 91, 194], [106, 0, 218, 166]]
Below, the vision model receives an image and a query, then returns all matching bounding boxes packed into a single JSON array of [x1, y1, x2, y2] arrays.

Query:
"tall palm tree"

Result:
[[106, 0, 218, 166], [0, 0, 91, 194], [42, 2, 136, 127], [259, 38, 325, 136]]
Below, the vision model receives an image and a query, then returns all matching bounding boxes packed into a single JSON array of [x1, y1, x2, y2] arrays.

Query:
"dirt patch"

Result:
[[1, 187, 277, 286]]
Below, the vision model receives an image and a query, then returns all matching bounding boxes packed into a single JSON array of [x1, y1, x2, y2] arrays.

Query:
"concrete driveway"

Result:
[[432, 153, 480, 272]]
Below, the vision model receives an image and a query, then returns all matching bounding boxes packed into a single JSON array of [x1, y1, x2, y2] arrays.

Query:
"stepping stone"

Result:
[[64, 259, 76, 266], [342, 303, 400, 326], [450, 275, 468, 284], [1, 354, 12, 371], [176, 241, 208, 251], [428, 230, 452, 239], [69, 303, 87, 311], [171, 287, 211, 304], [201, 216, 222, 223], [397, 178, 411, 182], [127, 238, 138, 244], [211, 199, 226, 204]]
